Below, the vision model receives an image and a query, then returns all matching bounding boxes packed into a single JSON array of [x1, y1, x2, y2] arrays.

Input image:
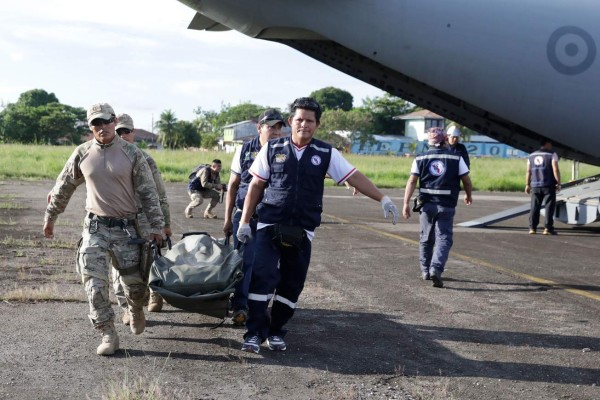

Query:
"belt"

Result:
[[87, 212, 136, 228]]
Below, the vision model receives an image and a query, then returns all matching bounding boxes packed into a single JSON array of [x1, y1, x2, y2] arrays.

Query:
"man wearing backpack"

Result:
[[185, 159, 226, 219]]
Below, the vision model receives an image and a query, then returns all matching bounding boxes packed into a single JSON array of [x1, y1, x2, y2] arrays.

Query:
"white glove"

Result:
[[237, 223, 253, 243], [381, 195, 400, 225]]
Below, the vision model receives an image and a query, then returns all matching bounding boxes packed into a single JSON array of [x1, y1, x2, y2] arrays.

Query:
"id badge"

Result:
[[88, 219, 98, 234]]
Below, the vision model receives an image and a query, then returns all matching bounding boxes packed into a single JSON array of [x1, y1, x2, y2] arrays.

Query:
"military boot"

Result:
[[147, 292, 164, 312], [129, 306, 146, 335], [96, 322, 119, 356], [121, 309, 130, 325], [204, 206, 218, 219]]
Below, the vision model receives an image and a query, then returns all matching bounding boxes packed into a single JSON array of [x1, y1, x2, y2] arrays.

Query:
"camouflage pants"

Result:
[[111, 212, 151, 310], [185, 190, 219, 216], [77, 216, 146, 328]]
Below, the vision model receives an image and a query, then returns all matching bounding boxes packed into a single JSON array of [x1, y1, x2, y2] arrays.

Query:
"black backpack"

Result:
[[187, 164, 210, 191]]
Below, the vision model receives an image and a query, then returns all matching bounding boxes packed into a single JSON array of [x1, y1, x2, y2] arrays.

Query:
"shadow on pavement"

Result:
[[130, 308, 599, 386]]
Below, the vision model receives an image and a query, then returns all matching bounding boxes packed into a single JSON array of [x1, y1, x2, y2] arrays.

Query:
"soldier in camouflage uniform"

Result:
[[112, 113, 171, 317], [43, 103, 164, 356], [184, 159, 226, 219]]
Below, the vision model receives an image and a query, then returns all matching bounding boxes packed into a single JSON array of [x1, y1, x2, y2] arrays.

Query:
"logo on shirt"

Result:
[[534, 155, 544, 166], [274, 154, 287, 163], [311, 155, 322, 166], [429, 160, 446, 176]]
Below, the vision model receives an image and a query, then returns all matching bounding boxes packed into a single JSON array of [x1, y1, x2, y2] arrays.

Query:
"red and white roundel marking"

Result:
[[429, 160, 446, 176], [311, 155, 322, 166]]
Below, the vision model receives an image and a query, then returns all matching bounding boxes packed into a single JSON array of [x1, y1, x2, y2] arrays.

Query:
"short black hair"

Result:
[[540, 138, 553, 146], [212, 159, 222, 164], [290, 97, 322, 123]]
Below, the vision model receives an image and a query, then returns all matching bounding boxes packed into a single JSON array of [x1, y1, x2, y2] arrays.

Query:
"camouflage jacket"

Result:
[[45, 137, 165, 234], [198, 167, 222, 191], [138, 150, 171, 228]]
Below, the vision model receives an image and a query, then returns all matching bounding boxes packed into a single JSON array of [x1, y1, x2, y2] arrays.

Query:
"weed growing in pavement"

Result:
[[98, 353, 193, 400], [1, 283, 85, 302], [0, 235, 75, 249], [0, 201, 28, 210], [0, 217, 17, 225]]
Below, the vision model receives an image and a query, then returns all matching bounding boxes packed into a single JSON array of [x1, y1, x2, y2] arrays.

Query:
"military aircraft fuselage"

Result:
[[179, 0, 600, 165]]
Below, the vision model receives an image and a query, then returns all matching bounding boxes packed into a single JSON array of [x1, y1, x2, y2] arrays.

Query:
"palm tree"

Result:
[[155, 109, 178, 149]]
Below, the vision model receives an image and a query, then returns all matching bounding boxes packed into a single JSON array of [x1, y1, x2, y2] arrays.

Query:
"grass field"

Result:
[[1, 144, 599, 191]]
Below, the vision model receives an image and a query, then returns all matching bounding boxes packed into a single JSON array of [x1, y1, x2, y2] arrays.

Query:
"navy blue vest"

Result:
[[235, 136, 262, 210], [257, 137, 332, 231], [416, 147, 462, 207], [529, 149, 556, 188]]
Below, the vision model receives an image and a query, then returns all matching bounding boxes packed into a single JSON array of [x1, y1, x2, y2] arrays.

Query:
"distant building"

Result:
[[221, 120, 291, 153], [134, 129, 160, 149], [84, 128, 160, 148], [394, 110, 445, 141]]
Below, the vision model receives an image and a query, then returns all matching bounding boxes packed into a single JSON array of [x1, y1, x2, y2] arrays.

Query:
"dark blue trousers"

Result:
[[419, 203, 455, 277], [231, 210, 256, 311], [245, 227, 311, 340], [529, 187, 556, 230]]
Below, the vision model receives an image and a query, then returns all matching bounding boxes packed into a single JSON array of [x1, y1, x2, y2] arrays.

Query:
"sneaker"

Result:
[[431, 274, 444, 288], [266, 335, 287, 351], [204, 211, 218, 219], [529, 229, 536, 234], [231, 308, 248, 326], [543, 228, 557, 235], [422, 273, 431, 281], [241, 335, 261, 354]]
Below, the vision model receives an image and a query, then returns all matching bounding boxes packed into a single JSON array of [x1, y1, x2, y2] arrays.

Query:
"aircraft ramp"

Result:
[[458, 174, 600, 227]]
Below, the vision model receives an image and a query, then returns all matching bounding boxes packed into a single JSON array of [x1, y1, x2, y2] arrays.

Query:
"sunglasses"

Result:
[[90, 117, 115, 127], [117, 128, 132, 135]]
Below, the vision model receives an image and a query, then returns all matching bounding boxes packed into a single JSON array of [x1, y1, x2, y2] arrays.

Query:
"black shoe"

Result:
[[422, 273, 431, 281], [431, 275, 444, 288]]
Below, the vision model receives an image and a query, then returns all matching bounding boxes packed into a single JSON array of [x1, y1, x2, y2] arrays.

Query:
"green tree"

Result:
[[317, 108, 374, 150], [212, 102, 266, 132], [175, 120, 201, 148], [310, 87, 353, 111], [360, 93, 415, 135], [200, 131, 220, 149], [0, 89, 86, 144], [155, 109, 178, 149], [17, 89, 59, 108]]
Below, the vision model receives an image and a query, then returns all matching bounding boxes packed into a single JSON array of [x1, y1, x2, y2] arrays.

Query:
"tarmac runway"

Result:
[[318, 188, 600, 303]]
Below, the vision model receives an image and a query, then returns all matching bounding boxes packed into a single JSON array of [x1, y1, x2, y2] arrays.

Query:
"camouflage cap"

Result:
[[116, 113, 134, 130], [258, 108, 286, 127], [87, 103, 115, 124], [427, 127, 446, 146]]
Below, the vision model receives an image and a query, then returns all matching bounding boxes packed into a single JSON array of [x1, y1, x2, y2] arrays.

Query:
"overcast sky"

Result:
[[0, 0, 387, 131]]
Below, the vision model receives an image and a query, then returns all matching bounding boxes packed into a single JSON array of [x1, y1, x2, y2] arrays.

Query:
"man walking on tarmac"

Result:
[[402, 127, 472, 289], [113, 113, 171, 317], [236, 97, 400, 353], [223, 108, 285, 325], [43, 103, 164, 356], [525, 138, 561, 235]]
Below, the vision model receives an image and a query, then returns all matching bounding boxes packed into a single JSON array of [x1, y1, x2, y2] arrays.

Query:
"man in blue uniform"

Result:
[[236, 97, 400, 353], [525, 139, 561, 235], [446, 125, 470, 168], [402, 127, 472, 288], [223, 108, 285, 325]]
